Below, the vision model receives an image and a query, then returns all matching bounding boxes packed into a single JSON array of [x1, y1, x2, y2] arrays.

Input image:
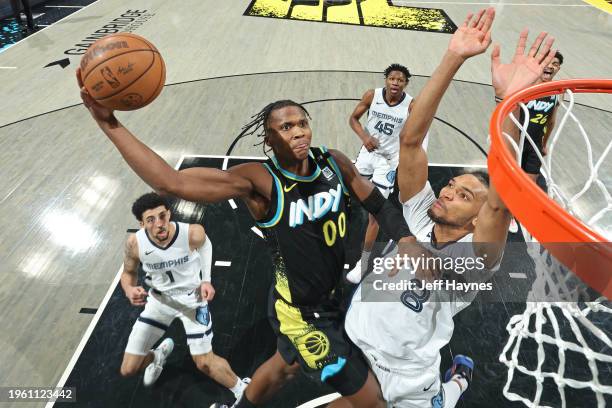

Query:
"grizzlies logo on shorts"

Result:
[[196, 304, 210, 326], [386, 169, 397, 184], [431, 388, 445, 408]]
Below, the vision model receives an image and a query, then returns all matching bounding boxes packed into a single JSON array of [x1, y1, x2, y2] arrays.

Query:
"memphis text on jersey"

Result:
[[145, 255, 190, 270]]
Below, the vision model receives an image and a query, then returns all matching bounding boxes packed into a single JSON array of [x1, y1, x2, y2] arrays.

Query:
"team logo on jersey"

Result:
[[386, 169, 396, 183], [284, 182, 298, 192], [322, 166, 334, 180], [294, 330, 330, 369], [526, 99, 555, 112], [288, 184, 343, 227], [244, 0, 456, 33]]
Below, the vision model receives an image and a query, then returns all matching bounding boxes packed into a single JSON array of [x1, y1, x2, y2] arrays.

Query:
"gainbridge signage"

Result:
[[244, 0, 457, 34]]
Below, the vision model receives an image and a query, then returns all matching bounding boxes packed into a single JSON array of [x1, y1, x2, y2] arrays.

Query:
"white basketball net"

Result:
[[497, 88, 612, 407]]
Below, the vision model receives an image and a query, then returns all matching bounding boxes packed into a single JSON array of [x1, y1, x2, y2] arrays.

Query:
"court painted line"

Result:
[[395, 1, 588, 6], [184, 154, 263, 160], [0, 66, 17, 69], [251, 226, 264, 239], [45, 5, 84, 8], [215, 260, 232, 267], [46, 264, 123, 407], [582, 0, 612, 14], [509, 273, 528, 279], [47, 156, 186, 407], [296, 393, 341, 408]]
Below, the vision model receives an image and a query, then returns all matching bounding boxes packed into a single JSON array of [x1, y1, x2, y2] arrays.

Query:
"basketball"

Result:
[[79, 33, 166, 111]]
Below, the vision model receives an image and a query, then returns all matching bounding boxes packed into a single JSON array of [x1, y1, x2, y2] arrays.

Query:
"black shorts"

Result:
[[267, 290, 368, 396], [521, 142, 543, 174]]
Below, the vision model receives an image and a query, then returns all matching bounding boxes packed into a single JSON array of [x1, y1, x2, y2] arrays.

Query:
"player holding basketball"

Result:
[[342, 11, 558, 408], [520, 51, 564, 184], [77, 46, 422, 408], [120, 192, 249, 398], [347, 64, 429, 284]]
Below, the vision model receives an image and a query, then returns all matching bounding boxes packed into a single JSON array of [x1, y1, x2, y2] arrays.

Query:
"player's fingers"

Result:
[[514, 28, 529, 59], [527, 31, 548, 58], [76, 67, 84, 88], [540, 48, 557, 70], [537, 37, 555, 65], [483, 29, 493, 48], [470, 9, 485, 28], [462, 12, 474, 27], [479, 7, 495, 33], [475, 8, 487, 30], [490, 43, 501, 66]]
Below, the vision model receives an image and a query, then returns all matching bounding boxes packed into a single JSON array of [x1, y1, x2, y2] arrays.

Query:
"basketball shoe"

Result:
[[444, 354, 474, 393], [143, 338, 174, 386]]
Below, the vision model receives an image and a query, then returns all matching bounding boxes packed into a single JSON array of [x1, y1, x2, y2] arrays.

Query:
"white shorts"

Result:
[[358, 342, 444, 408], [354, 147, 398, 198], [125, 289, 213, 356]]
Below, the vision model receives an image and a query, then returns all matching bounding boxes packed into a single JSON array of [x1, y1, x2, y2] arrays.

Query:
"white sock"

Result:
[[441, 374, 468, 408], [229, 377, 246, 399]]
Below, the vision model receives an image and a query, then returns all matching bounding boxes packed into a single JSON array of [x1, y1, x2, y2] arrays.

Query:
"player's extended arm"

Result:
[[77, 68, 256, 203], [189, 224, 215, 301], [349, 90, 378, 151], [474, 29, 557, 266], [397, 8, 495, 203], [329, 149, 412, 242], [120, 234, 148, 306]]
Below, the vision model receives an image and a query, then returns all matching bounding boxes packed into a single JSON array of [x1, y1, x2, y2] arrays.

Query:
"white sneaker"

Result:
[[346, 260, 363, 284], [143, 338, 174, 386], [508, 218, 519, 234]]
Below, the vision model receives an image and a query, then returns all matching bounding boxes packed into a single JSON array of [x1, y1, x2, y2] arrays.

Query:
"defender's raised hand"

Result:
[[77, 67, 115, 124], [491, 29, 556, 98], [448, 7, 495, 60]]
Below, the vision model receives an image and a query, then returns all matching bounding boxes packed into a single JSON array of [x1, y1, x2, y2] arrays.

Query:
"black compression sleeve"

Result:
[[361, 188, 412, 241]]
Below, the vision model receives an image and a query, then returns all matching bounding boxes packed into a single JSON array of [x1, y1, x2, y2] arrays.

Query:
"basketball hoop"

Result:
[[489, 79, 612, 408], [489, 79, 612, 297]]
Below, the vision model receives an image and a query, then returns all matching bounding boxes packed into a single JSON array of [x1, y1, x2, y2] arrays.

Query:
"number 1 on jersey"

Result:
[[165, 270, 175, 283]]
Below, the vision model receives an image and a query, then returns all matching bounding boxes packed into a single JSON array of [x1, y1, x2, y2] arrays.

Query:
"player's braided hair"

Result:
[[384, 63, 411, 80], [237, 100, 311, 157]]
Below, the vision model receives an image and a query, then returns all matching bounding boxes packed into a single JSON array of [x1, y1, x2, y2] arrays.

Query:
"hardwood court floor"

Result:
[[0, 1, 610, 407]]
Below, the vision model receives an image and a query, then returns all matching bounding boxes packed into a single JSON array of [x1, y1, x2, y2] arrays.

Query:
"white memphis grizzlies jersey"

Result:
[[365, 87, 412, 157], [345, 182, 496, 370], [136, 221, 202, 293]]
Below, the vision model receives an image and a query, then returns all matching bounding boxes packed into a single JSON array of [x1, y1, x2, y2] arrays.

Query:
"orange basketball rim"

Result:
[[489, 79, 612, 299]]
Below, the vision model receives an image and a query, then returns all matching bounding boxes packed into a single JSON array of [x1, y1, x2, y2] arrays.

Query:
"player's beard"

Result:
[[427, 208, 463, 227]]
